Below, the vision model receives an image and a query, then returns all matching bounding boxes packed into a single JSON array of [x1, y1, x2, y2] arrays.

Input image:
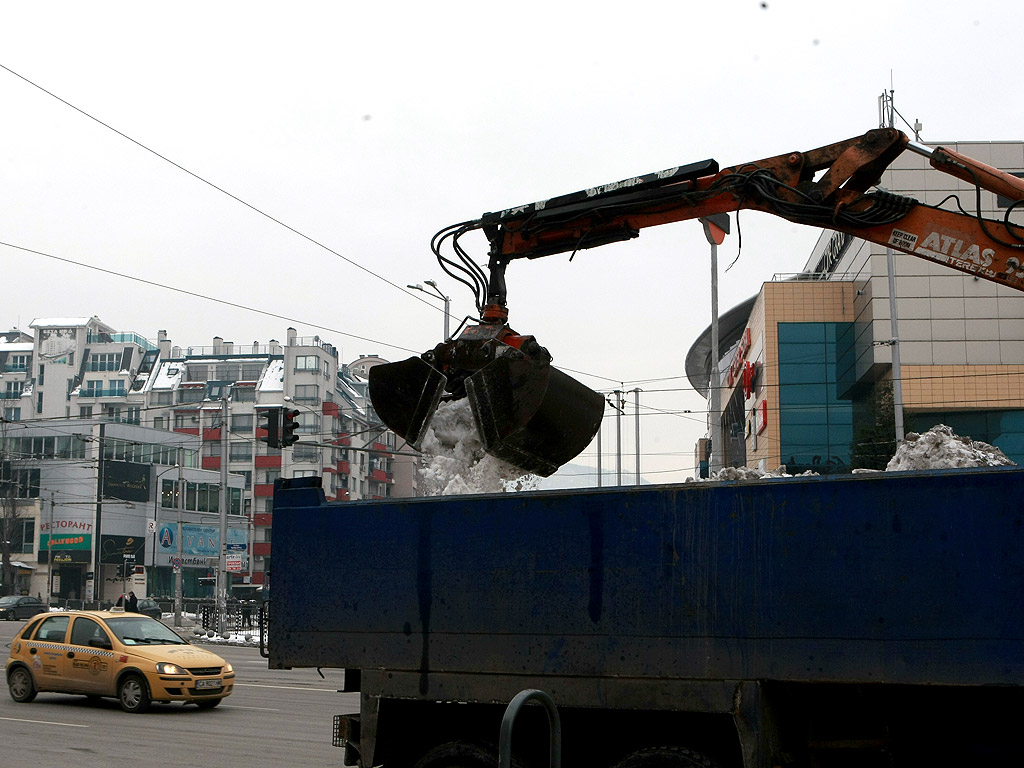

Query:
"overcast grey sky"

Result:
[[2, 1, 1022, 484]]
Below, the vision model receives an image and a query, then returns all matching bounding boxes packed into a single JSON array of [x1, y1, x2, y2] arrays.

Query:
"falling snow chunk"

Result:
[[418, 399, 539, 496]]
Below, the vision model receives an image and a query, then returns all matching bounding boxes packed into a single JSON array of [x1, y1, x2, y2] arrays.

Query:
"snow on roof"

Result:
[[30, 317, 93, 327], [151, 362, 185, 389], [0, 342, 33, 353], [258, 359, 285, 392]]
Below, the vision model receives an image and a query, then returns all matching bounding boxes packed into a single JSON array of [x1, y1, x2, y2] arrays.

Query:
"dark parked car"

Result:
[[0, 596, 47, 621], [135, 598, 163, 620]]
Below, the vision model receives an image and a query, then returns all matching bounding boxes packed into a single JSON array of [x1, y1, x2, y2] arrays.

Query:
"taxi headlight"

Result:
[[223, 662, 233, 674], [156, 662, 187, 676]]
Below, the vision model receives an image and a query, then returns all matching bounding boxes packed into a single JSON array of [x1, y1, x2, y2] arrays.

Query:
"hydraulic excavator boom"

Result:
[[370, 128, 1024, 476]]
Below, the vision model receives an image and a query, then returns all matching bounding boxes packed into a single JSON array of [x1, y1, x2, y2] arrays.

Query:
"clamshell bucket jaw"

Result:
[[368, 324, 604, 476]]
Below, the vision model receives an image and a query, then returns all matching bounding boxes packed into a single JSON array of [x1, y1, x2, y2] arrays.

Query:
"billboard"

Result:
[[102, 460, 151, 503]]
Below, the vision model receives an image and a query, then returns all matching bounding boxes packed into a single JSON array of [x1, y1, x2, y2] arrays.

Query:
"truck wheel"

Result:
[[613, 747, 723, 768], [118, 674, 152, 713], [413, 741, 526, 768], [8, 666, 37, 703]]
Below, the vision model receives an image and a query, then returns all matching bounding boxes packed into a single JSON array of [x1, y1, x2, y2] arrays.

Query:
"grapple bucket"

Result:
[[466, 356, 605, 476], [367, 357, 447, 450]]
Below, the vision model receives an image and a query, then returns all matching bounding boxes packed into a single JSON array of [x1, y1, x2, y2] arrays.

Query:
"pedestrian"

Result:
[[126, 591, 138, 613]]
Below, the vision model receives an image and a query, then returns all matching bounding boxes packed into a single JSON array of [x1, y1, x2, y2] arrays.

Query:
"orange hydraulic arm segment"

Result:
[[481, 128, 1024, 292]]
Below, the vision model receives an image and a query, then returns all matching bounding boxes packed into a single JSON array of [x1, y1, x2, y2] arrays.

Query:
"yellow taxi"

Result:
[[5, 609, 234, 712]]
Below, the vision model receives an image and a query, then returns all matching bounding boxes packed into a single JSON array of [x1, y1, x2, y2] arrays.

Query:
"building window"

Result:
[[231, 414, 254, 433], [12, 519, 34, 554], [179, 387, 204, 404], [238, 470, 252, 489], [229, 442, 252, 462], [264, 469, 281, 484], [232, 385, 256, 402], [6, 354, 29, 371], [38, 364, 45, 385], [88, 353, 119, 371], [293, 384, 319, 403], [293, 444, 319, 462], [153, 391, 173, 405], [294, 355, 319, 371], [4, 381, 23, 399], [3, 407, 20, 421], [997, 173, 1024, 208], [153, 416, 166, 430], [79, 405, 93, 418], [293, 470, 318, 478], [296, 413, 320, 434]]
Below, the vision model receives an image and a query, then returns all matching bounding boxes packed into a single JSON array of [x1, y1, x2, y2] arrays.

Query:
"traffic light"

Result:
[[259, 407, 281, 449], [281, 408, 301, 447]]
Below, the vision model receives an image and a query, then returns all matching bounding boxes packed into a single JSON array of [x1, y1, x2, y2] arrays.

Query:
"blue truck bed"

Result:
[[268, 467, 1024, 688]]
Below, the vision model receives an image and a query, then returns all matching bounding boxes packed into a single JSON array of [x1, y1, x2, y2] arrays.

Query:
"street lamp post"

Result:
[[408, 280, 451, 340]]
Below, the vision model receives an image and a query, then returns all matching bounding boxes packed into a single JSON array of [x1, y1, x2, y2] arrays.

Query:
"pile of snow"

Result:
[[418, 399, 540, 495], [885, 423, 1014, 471], [686, 465, 817, 483]]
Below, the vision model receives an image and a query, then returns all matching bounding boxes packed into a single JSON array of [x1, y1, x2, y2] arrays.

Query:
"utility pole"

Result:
[[614, 389, 623, 486], [701, 214, 730, 473], [46, 491, 54, 608], [218, 396, 229, 635], [174, 450, 183, 627], [633, 389, 641, 485]]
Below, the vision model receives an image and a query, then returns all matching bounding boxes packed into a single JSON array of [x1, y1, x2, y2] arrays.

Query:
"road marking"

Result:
[[219, 704, 281, 711], [235, 682, 341, 692], [1, 715, 89, 728]]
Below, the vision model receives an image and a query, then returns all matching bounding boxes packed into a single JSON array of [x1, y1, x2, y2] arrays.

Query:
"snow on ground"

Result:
[[686, 423, 1015, 482], [417, 399, 539, 495], [885, 423, 1014, 471]]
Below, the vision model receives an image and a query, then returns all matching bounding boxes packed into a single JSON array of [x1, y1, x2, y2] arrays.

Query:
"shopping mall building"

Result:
[[688, 138, 1024, 475]]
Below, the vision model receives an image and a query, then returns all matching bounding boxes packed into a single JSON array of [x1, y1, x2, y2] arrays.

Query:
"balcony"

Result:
[[202, 457, 221, 470], [203, 427, 222, 441], [370, 441, 391, 456], [254, 483, 274, 498], [255, 455, 282, 469], [78, 388, 128, 398], [253, 542, 272, 557], [337, 460, 350, 475], [370, 468, 393, 483], [254, 513, 273, 527]]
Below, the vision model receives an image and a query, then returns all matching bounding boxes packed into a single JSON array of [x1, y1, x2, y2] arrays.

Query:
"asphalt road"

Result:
[[0, 618, 358, 768]]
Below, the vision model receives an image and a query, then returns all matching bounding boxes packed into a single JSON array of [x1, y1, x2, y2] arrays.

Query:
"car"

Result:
[[136, 597, 163, 620], [0, 595, 47, 621], [5, 609, 234, 712]]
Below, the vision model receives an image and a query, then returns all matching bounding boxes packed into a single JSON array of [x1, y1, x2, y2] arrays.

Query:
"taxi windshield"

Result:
[[105, 616, 189, 645]]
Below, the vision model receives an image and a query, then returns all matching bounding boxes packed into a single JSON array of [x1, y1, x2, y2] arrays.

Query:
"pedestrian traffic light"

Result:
[[281, 408, 301, 447], [259, 407, 281, 449]]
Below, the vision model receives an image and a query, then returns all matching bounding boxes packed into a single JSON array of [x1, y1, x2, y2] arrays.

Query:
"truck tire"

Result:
[[612, 747, 723, 768], [413, 741, 526, 768]]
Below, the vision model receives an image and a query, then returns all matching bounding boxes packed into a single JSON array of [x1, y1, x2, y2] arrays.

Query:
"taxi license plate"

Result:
[[195, 679, 222, 689]]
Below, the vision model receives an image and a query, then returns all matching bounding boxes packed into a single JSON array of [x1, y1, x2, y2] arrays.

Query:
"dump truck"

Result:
[[267, 467, 1024, 768]]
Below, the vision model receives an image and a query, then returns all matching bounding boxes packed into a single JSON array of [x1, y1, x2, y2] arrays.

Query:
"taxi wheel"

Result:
[[118, 674, 152, 714], [8, 666, 37, 703]]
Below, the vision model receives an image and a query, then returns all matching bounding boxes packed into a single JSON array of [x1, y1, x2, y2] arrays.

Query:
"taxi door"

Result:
[[26, 614, 71, 690], [64, 616, 117, 695]]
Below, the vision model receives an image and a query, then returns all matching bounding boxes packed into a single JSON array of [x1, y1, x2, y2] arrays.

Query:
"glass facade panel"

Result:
[[778, 322, 855, 474], [905, 409, 1024, 464]]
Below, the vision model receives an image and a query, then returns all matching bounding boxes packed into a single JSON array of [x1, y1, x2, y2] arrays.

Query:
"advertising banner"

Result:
[[102, 460, 151, 503]]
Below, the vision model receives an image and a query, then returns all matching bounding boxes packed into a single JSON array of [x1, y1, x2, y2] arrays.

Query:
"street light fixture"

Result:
[[408, 280, 451, 341]]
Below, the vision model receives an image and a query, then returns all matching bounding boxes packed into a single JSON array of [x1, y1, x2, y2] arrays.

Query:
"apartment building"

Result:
[[1, 318, 407, 597]]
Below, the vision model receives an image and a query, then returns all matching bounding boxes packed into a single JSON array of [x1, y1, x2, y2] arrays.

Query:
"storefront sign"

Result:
[[726, 328, 752, 388], [102, 460, 151, 503], [100, 534, 146, 564]]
